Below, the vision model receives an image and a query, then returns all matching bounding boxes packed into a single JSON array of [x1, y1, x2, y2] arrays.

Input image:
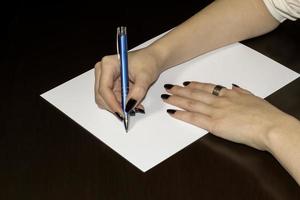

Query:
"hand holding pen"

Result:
[[94, 27, 160, 129]]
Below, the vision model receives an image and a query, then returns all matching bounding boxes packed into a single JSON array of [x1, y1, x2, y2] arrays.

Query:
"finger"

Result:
[[164, 84, 217, 105], [182, 81, 229, 96], [113, 90, 144, 114], [114, 90, 122, 104], [95, 63, 124, 121], [125, 73, 152, 112], [231, 83, 253, 95], [98, 57, 123, 115], [161, 94, 214, 116], [166, 109, 213, 132], [99, 81, 123, 115], [135, 104, 145, 114], [94, 61, 109, 109]]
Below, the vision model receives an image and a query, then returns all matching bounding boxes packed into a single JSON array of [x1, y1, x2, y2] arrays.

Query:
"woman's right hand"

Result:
[[94, 47, 162, 120]]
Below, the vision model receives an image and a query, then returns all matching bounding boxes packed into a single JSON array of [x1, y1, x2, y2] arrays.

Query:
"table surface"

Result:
[[2, 1, 300, 199]]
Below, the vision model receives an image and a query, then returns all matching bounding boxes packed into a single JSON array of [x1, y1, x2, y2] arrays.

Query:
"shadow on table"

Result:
[[201, 134, 300, 200]]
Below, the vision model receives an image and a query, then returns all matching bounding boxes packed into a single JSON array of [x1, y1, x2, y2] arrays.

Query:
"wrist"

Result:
[[146, 42, 171, 74], [264, 114, 300, 154]]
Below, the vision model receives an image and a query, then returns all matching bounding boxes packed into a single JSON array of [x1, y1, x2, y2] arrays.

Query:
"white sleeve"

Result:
[[263, 0, 300, 22]]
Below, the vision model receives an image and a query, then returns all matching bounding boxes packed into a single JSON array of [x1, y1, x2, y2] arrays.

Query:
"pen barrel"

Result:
[[119, 32, 129, 113]]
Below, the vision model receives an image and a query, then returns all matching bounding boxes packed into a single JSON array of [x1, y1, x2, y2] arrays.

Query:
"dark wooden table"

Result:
[[2, 1, 300, 199]]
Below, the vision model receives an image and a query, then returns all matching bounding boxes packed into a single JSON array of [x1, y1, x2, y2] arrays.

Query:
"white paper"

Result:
[[41, 32, 299, 172]]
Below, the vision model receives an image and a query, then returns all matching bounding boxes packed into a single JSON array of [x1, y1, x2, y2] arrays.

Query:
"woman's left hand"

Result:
[[161, 81, 294, 151]]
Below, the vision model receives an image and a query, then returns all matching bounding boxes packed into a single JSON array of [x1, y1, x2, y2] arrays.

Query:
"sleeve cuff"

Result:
[[263, 0, 287, 22], [263, 0, 300, 22]]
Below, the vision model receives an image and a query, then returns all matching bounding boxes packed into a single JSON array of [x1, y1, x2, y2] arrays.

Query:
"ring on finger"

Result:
[[212, 85, 225, 96]]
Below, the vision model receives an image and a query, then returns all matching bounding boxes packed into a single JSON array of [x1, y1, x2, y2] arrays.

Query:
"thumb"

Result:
[[125, 74, 152, 112]]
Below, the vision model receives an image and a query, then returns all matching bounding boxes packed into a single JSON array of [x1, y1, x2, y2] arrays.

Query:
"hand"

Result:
[[161, 81, 294, 151], [94, 48, 161, 119]]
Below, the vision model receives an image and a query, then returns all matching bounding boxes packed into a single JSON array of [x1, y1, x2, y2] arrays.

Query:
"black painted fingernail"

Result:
[[164, 84, 174, 90], [161, 94, 170, 99], [115, 112, 123, 121], [167, 109, 176, 114], [232, 83, 240, 88], [183, 81, 191, 86], [129, 110, 136, 116], [125, 99, 137, 112], [135, 108, 145, 114]]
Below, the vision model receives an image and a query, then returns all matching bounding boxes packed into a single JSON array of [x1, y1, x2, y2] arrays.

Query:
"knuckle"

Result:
[[98, 85, 105, 95], [94, 61, 102, 69], [95, 92, 101, 101], [186, 100, 197, 109], [214, 97, 230, 107], [95, 93, 102, 103], [95, 97, 105, 109], [101, 55, 113, 66], [190, 89, 199, 99]]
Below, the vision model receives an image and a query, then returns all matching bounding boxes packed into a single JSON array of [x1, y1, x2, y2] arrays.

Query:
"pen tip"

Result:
[[124, 116, 129, 133]]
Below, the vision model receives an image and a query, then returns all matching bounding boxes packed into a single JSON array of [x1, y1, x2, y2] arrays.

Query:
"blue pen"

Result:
[[117, 26, 129, 132]]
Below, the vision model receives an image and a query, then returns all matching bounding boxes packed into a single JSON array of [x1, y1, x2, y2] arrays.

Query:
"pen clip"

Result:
[[116, 27, 120, 60]]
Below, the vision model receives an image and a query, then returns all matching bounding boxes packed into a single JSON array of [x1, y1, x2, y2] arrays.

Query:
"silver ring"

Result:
[[212, 85, 225, 96]]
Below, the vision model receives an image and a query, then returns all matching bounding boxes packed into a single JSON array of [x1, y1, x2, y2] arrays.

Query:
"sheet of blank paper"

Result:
[[41, 31, 299, 172]]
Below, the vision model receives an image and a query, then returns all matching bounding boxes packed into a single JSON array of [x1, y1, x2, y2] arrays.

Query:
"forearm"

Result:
[[148, 0, 279, 72], [266, 115, 300, 185]]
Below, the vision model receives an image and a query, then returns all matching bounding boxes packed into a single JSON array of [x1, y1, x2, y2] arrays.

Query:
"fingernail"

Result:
[[129, 110, 136, 116], [232, 83, 240, 88], [183, 81, 191, 86], [115, 112, 123, 121], [161, 94, 170, 99], [135, 108, 145, 114], [167, 109, 176, 114], [164, 84, 174, 90], [125, 99, 137, 112]]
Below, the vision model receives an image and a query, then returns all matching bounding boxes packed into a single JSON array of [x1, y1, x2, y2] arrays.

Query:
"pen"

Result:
[[117, 26, 129, 132]]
